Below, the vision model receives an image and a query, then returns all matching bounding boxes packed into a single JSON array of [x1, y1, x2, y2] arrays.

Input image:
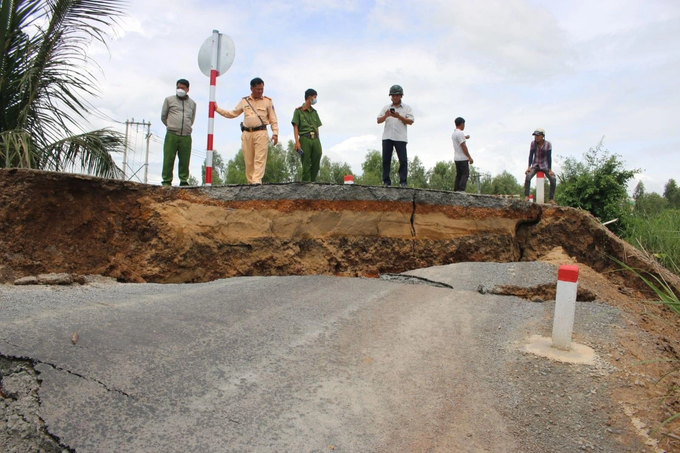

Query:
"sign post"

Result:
[[198, 31, 236, 186]]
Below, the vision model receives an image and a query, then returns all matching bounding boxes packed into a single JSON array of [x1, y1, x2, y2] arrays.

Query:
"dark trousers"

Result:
[[524, 167, 557, 200], [382, 139, 408, 185], [454, 160, 470, 191]]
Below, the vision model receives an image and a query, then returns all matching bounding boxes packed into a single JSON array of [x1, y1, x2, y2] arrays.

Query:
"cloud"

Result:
[[67, 0, 678, 193], [327, 135, 380, 170]]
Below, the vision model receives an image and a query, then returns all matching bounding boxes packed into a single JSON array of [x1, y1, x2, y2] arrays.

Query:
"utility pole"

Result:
[[144, 122, 151, 184], [123, 119, 152, 183], [122, 120, 129, 181]]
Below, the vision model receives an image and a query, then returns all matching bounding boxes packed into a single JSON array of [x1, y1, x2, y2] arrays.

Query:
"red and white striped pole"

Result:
[[205, 29, 219, 186], [536, 171, 545, 204], [552, 265, 579, 350], [343, 175, 354, 185]]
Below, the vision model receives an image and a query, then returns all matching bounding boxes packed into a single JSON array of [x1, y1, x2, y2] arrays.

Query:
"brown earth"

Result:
[[2, 168, 680, 449], [1, 169, 677, 290]]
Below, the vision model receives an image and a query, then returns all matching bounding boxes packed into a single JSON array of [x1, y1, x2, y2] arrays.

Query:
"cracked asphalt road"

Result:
[[0, 265, 645, 452]]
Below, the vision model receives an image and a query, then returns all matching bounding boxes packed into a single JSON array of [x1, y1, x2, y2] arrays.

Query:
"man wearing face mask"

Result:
[[291, 88, 323, 182], [160, 79, 197, 186], [214, 77, 279, 184]]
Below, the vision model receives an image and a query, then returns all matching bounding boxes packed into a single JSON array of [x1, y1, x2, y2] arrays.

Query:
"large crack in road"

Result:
[[1, 356, 76, 453]]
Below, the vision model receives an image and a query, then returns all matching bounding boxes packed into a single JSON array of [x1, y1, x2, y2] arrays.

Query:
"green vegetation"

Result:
[[627, 181, 680, 274], [550, 139, 678, 275], [0, 0, 126, 177], [554, 139, 639, 235], [215, 144, 524, 195]]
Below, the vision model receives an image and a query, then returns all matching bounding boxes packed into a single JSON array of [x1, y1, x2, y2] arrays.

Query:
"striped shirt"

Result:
[[528, 140, 552, 169]]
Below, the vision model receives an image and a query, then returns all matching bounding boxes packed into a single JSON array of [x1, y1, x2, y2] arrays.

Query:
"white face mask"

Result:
[[176, 89, 187, 98], [311, 98, 317, 105]]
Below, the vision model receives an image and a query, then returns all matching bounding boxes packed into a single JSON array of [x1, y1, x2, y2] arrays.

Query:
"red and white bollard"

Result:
[[205, 29, 220, 186], [552, 265, 579, 350], [536, 171, 545, 204], [528, 194, 534, 203], [344, 175, 354, 185]]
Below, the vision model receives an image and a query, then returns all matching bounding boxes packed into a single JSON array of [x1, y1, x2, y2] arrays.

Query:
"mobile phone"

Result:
[[390, 107, 395, 113]]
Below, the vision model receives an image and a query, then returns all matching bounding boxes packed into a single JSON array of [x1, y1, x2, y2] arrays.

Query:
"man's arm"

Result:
[[461, 142, 473, 164], [291, 109, 300, 149], [215, 99, 244, 119], [161, 98, 169, 126], [377, 107, 389, 124], [268, 101, 279, 145], [190, 100, 197, 125], [526, 146, 535, 173], [293, 123, 300, 149], [395, 106, 414, 125], [267, 101, 279, 136]]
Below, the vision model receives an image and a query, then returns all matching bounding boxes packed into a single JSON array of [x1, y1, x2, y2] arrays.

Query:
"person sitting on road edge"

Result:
[[292, 89, 323, 182], [524, 128, 557, 204]]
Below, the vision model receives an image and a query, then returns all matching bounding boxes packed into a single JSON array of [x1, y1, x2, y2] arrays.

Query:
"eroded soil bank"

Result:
[[0, 169, 677, 293]]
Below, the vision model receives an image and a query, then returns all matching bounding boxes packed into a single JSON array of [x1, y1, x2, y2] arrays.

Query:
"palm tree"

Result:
[[0, 0, 126, 178]]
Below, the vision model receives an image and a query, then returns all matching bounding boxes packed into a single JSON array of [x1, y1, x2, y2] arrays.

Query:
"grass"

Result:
[[625, 209, 680, 275], [613, 257, 680, 438]]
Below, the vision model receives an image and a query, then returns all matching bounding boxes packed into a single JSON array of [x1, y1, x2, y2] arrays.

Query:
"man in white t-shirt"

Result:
[[377, 85, 414, 187], [452, 117, 473, 191]]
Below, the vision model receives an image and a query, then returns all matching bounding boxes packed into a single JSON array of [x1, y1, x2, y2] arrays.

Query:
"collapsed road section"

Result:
[[0, 169, 677, 293]]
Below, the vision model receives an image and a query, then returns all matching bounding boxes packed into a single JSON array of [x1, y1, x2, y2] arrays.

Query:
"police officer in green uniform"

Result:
[[292, 89, 323, 182]]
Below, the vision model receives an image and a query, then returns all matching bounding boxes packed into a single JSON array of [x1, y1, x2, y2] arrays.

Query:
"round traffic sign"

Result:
[[197, 33, 236, 77]]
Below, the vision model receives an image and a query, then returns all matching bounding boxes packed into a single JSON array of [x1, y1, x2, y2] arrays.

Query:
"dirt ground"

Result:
[[540, 247, 680, 452]]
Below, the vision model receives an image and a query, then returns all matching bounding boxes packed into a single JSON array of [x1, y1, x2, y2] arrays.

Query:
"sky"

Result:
[[83, 0, 680, 193]]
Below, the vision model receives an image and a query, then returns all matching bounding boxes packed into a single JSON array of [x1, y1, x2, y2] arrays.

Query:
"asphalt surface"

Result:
[[0, 264, 640, 452], [403, 261, 558, 292]]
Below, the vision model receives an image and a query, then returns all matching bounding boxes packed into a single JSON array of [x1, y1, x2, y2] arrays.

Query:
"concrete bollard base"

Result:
[[524, 335, 596, 365]]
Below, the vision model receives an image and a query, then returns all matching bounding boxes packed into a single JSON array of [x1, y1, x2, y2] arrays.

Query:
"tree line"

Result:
[[192, 140, 525, 196]]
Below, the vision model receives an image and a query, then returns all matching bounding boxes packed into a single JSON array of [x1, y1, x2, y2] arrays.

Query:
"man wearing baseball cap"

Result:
[[524, 128, 557, 204]]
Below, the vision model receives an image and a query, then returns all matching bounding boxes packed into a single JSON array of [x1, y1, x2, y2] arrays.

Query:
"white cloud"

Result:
[[327, 135, 381, 170], [67, 0, 678, 192]]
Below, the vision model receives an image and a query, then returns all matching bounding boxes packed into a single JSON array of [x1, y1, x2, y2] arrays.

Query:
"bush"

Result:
[[555, 139, 639, 234]]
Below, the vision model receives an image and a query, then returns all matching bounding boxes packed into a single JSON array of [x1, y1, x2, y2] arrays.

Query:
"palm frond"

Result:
[[42, 128, 124, 178], [0, 129, 36, 168], [1, 0, 127, 178]]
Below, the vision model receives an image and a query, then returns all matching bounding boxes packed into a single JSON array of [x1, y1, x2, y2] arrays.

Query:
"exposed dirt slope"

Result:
[[0, 169, 677, 294]]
